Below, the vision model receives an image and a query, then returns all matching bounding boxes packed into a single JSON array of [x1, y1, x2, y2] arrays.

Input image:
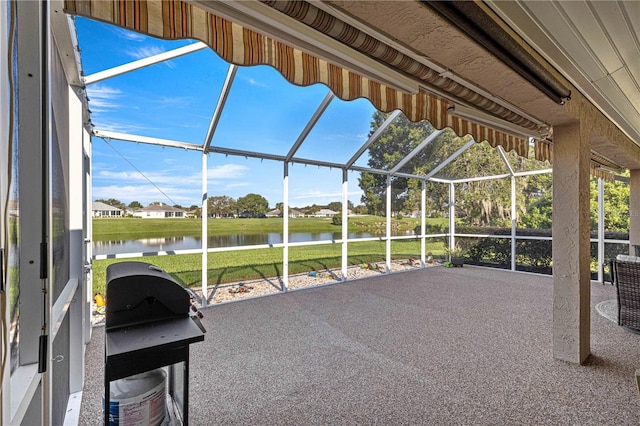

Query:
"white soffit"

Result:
[[486, 0, 640, 147]]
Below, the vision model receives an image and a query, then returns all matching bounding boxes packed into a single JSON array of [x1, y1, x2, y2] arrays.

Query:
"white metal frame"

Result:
[[83, 37, 632, 298]]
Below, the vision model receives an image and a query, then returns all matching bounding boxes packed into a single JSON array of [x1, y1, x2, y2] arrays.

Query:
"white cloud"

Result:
[[86, 84, 122, 112], [152, 96, 191, 109], [91, 122, 152, 134], [111, 27, 147, 42], [292, 190, 363, 201], [127, 45, 165, 60], [225, 182, 250, 188], [242, 76, 268, 88], [97, 169, 201, 186], [207, 164, 249, 179], [93, 183, 201, 206], [126, 46, 177, 69]]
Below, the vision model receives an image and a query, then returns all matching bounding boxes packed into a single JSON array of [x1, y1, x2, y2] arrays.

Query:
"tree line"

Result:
[[206, 195, 358, 218], [95, 196, 360, 219]]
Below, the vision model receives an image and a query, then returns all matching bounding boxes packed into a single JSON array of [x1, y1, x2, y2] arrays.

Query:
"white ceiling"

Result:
[[486, 0, 640, 147]]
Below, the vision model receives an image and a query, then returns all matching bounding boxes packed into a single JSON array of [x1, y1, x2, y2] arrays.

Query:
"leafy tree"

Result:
[[518, 170, 630, 233], [590, 174, 630, 232], [520, 195, 552, 229], [208, 195, 237, 218], [359, 112, 550, 226], [96, 198, 126, 210], [128, 201, 143, 209], [358, 172, 384, 215], [358, 111, 523, 225], [332, 213, 342, 226], [352, 204, 368, 215], [517, 171, 552, 228], [236, 193, 269, 217], [275, 202, 284, 212], [358, 112, 435, 215], [305, 204, 322, 215], [352, 204, 367, 214], [189, 206, 202, 218], [326, 201, 353, 212]]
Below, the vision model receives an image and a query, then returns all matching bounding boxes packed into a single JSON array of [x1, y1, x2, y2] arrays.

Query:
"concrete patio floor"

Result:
[[80, 266, 640, 425]]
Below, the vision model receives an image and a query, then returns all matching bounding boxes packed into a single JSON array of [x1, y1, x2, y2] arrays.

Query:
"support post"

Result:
[[421, 180, 426, 266], [630, 169, 640, 256], [283, 163, 289, 291], [341, 169, 348, 281], [511, 176, 517, 271], [201, 153, 208, 306], [552, 121, 591, 364], [386, 176, 392, 272], [597, 177, 605, 282], [449, 182, 456, 254]]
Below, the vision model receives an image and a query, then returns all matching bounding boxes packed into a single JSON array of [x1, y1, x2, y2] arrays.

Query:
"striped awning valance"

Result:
[[590, 163, 614, 182], [63, 0, 531, 158]]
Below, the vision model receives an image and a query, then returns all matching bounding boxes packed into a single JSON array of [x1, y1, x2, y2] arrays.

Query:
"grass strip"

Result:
[[91, 239, 447, 295]]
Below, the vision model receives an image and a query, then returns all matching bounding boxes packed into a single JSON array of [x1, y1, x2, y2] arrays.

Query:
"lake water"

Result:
[[92, 231, 414, 256]]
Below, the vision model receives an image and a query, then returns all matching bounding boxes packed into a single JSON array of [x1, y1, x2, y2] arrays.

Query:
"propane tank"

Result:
[[105, 368, 167, 426]]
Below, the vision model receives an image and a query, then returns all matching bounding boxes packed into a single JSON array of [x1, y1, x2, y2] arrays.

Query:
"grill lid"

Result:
[[105, 261, 191, 330]]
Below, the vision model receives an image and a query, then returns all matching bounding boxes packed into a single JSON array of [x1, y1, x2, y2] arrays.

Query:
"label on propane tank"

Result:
[[106, 377, 166, 426]]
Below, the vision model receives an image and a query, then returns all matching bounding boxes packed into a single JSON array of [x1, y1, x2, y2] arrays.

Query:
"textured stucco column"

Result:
[[552, 121, 591, 364], [630, 169, 640, 255]]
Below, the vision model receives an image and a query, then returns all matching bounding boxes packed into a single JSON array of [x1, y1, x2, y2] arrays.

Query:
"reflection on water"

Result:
[[93, 231, 413, 256]]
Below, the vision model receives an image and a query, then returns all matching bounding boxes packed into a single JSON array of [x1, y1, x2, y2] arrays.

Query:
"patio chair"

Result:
[[609, 256, 640, 332]]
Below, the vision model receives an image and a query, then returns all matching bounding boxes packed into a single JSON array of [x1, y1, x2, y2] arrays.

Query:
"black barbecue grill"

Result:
[[106, 262, 192, 330], [104, 261, 205, 425]]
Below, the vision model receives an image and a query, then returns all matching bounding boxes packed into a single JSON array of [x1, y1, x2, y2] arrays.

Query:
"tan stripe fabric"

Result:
[[590, 163, 615, 182], [262, 0, 541, 132], [64, 0, 532, 158], [534, 140, 552, 164]]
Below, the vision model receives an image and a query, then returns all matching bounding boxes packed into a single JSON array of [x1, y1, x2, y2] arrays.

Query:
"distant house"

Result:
[[265, 209, 281, 218], [265, 208, 306, 218], [289, 209, 305, 218], [92, 201, 123, 217], [133, 204, 185, 218], [312, 208, 338, 217]]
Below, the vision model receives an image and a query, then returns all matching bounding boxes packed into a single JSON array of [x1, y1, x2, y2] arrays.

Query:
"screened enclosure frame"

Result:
[[85, 52, 629, 305]]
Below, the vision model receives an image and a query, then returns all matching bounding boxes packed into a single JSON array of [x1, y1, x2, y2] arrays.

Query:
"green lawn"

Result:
[[91, 215, 448, 295]]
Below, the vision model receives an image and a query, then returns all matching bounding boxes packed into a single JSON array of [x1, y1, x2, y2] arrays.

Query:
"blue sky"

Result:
[[76, 17, 378, 209]]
